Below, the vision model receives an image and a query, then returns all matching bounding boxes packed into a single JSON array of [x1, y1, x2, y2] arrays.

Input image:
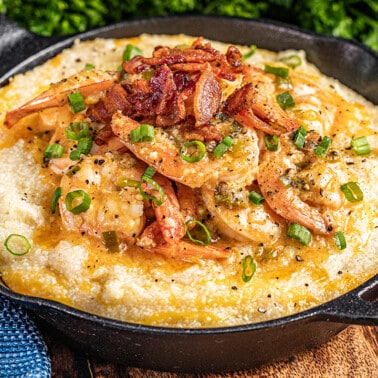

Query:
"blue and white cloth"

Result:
[[0, 296, 51, 378]]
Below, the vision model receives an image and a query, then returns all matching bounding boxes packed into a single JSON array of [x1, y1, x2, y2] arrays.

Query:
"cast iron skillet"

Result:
[[0, 15, 377, 373]]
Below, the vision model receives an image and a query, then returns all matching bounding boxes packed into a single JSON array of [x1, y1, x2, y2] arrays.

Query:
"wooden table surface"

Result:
[[37, 321, 377, 378]]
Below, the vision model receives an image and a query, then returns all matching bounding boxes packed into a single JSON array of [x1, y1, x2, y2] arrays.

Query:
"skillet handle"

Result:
[[0, 15, 61, 78], [318, 275, 378, 325]]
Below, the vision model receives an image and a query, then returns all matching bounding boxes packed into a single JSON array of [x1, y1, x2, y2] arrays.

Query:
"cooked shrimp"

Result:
[[138, 219, 231, 260], [224, 67, 300, 135], [202, 182, 283, 244], [258, 131, 342, 234], [111, 112, 259, 188], [143, 173, 186, 244], [59, 152, 146, 245], [5, 70, 120, 129]]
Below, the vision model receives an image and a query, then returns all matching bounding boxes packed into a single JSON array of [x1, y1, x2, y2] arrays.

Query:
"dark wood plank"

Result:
[[37, 320, 377, 378]]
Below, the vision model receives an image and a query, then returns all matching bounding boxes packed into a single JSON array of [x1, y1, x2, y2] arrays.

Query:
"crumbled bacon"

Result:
[[193, 63, 221, 127], [90, 84, 131, 124], [89, 38, 245, 138]]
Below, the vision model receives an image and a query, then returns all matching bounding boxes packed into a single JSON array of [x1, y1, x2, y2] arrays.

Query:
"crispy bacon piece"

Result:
[[90, 39, 245, 132], [181, 121, 223, 143], [193, 63, 221, 126], [90, 84, 131, 124]]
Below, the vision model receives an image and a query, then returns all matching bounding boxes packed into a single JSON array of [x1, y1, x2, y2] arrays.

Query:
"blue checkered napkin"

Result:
[[0, 296, 51, 378]]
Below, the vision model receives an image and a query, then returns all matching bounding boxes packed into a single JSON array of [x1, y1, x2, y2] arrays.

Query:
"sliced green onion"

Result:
[[65, 165, 81, 178], [334, 231, 347, 250], [76, 137, 93, 155], [65, 122, 90, 140], [130, 124, 155, 143], [185, 219, 211, 246], [242, 255, 256, 282], [143, 166, 156, 179], [276, 91, 295, 110], [84, 63, 95, 70], [248, 191, 264, 205], [213, 136, 234, 158], [286, 223, 312, 246], [264, 134, 279, 151], [69, 149, 81, 161], [117, 177, 140, 188], [180, 140, 206, 162], [4, 234, 31, 256], [293, 126, 308, 149], [264, 65, 289, 78], [351, 136, 371, 156], [279, 54, 302, 68], [277, 76, 293, 90], [44, 143, 64, 160], [102, 231, 120, 253], [70, 137, 93, 161], [122, 44, 143, 62], [51, 186, 62, 214], [138, 167, 165, 206], [65, 190, 91, 214], [68, 91, 86, 113], [315, 136, 333, 157], [340, 182, 363, 202], [242, 45, 257, 61]]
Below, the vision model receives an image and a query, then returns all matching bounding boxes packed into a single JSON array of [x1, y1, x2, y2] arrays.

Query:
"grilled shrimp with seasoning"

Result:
[[111, 111, 259, 188], [201, 181, 284, 244], [257, 130, 343, 235], [59, 153, 146, 246]]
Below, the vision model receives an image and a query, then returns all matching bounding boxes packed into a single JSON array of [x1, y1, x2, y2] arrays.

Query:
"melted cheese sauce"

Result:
[[0, 35, 377, 328]]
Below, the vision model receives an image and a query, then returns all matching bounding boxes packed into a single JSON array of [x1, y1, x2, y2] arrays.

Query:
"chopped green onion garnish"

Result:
[[69, 150, 81, 161], [143, 166, 156, 179], [65, 122, 90, 140], [68, 91, 86, 113], [286, 223, 312, 246], [122, 44, 143, 62], [241, 255, 256, 282], [65, 165, 81, 178], [76, 137, 93, 155], [84, 63, 95, 70], [264, 65, 289, 78], [102, 231, 120, 253], [276, 91, 295, 110], [4, 234, 31, 256], [248, 191, 264, 205], [130, 124, 155, 143], [315, 136, 333, 157], [279, 54, 302, 68], [117, 177, 140, 188], [277, 76, 293, 90], [334, 231, 347, 250], [340, 182, 363, 202], [138, 167, 165, 206], [51, 186, 62, 214], [44, 143, 64, 160], [70, 137, 93, 161], [351, 136, 371, 156], [65, 190, 91, 214], [242, 45, 257, 61], [185, 219, 211, 246], [180, 140, 206, 162], [213, 136, 234, 158], [293, 126, 308, 149], [264, 134, 279, 151]]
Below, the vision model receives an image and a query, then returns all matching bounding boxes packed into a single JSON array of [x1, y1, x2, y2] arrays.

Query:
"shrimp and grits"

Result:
[[0, 34, 376, 327]]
